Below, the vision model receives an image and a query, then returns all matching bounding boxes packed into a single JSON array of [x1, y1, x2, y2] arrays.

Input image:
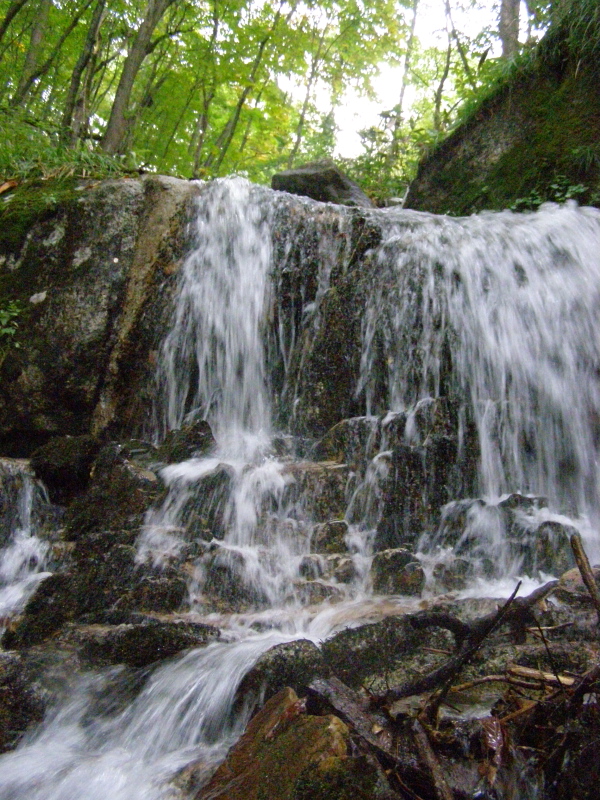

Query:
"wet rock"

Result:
[[283, 461, 349, 523], [332, 556, 358, 584], [0, 652, 45, 753], [371, 549, 425, 596], [176, 463, 234, 540], [64, 443, 161, 538], [299, 554, 325, 579], [520, 520, 577, 575], [203, 547, 267, 609], [432, 557, 470, 592], [271, 160, 374, 208], [121, 572, 188, 613], [293, 580, 344, 605], [555, 565, 600, 605], [73, 620, 220, 668], [237, 640, 327, 705], [374, 400, 477, 551], [311, 416, 381, 470], [198, 686, 349, 800], [2, 573, 78, 648], [311, 519, 349, 554], [321, 617, 421, 689], [156, 420, 216, 463], [29, 434, 101, 504]]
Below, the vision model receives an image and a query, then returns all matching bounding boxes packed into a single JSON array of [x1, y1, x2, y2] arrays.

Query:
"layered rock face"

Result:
[[0, 177, 599, 799]]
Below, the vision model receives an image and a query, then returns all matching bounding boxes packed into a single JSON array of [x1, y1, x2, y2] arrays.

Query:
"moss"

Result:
[[0, 177, 82, 256], [293, 756, 379, 800]]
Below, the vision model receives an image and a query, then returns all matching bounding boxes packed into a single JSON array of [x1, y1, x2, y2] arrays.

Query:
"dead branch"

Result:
[[371, 581, 558, 709], [412, 720, 454, 800], [570, 532, 600, 626]]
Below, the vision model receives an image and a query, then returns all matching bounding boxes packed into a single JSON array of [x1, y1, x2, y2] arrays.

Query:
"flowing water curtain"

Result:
[[155, 178, 274, 447], [359, 203, 600, 525]]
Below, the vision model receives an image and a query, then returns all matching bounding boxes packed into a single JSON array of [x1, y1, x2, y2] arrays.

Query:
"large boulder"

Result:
[[196, 687, 350, 800], [271, 160, 374, 208]]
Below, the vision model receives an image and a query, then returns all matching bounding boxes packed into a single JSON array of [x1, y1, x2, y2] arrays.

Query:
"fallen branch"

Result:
[[371, 580, 558, 710], [570, 532, 600, 626]]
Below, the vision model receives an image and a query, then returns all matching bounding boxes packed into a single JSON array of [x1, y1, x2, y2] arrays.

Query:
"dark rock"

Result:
[[64, 443, 161, 538], [0, 652, 45, 753], [236, 639, 327, 705], [283, 461, 349, 523], [299, 554, 325, 579], [371, 549, 425, 596], [29, 434, 101, 504], [332, 556, 358, 584], [176, 463, 234, 540], [311, 519, 349, 554], [76, 620, 220, 668], [321, 617, 421, 689], [121, 573, 188, 613], [2, 573, 77, 648], [311, 416, 381, 469], [271, 160, 374, 208], [203, 547, 267, 609], [432, 558, 471, 592], [157, 420, 216, 463]]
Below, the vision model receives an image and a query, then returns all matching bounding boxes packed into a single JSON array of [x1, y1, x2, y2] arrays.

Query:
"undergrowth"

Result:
[[0, 110, 132, 182]]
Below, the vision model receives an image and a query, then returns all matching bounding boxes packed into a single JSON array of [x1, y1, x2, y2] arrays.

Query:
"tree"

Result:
[[499, 0, 520, 57], [100, 0, 176, 154]]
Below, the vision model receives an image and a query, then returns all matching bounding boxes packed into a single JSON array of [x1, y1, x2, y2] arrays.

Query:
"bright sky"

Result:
[[332, 0, 504, 157]]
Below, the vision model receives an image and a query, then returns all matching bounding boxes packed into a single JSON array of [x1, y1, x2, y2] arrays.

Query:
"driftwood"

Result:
[[570, 531, 600, 626], [371, 580, 558, 709]]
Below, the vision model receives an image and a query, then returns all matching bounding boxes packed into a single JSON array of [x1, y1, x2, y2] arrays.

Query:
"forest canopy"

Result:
[[0, 0, 577, 199]]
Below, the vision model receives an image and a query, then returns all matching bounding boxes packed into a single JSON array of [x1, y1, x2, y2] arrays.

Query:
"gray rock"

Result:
[[371, 549, 425, 596], [311, 519, 349, 554], [271, 160, 374, 208], [76, 620, 220, 668], [236, 639, 327, 705]]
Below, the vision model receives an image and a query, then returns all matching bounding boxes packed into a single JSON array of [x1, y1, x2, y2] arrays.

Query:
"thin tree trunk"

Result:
[[499, 0, 520, 58], [100, 0, 175, 155], [203, 0, 295, 174], [12, 0, 51, 105], [0, 0, 29, 46], [287, 34, 324, 168], [433, 40, 452, 133], [11, 0, 95, 108], [61, 0, 107, 145], [445, 0, 476, 89], [383, 0, 419, 177]]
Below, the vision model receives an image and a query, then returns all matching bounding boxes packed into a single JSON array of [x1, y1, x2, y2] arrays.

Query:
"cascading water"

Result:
[[2, 180, 600, 799], [0, 459, 53, 627]]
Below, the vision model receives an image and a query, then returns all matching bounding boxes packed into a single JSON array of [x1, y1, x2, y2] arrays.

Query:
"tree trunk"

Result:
[[61, 0, 107, 145], [0, 0, 29, 47], [383, 0, 419, 177], [12, 0, 51, 104], [499, 0, 520, 58], [100, 0, 174, 155]]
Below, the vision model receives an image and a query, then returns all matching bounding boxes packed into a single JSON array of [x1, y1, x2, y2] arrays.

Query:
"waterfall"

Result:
[[0, 459, 53, 627], [2, 181, 600, 799]]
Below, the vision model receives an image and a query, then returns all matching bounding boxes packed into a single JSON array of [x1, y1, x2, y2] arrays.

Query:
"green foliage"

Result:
[[509, 175, 589, 211], [0, 299, 21, 366], [0, 111, 131, 181]]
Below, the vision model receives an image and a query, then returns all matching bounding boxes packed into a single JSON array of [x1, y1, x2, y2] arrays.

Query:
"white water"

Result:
[[0, 460, 51, 627], [2, 184, 600, 799]]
